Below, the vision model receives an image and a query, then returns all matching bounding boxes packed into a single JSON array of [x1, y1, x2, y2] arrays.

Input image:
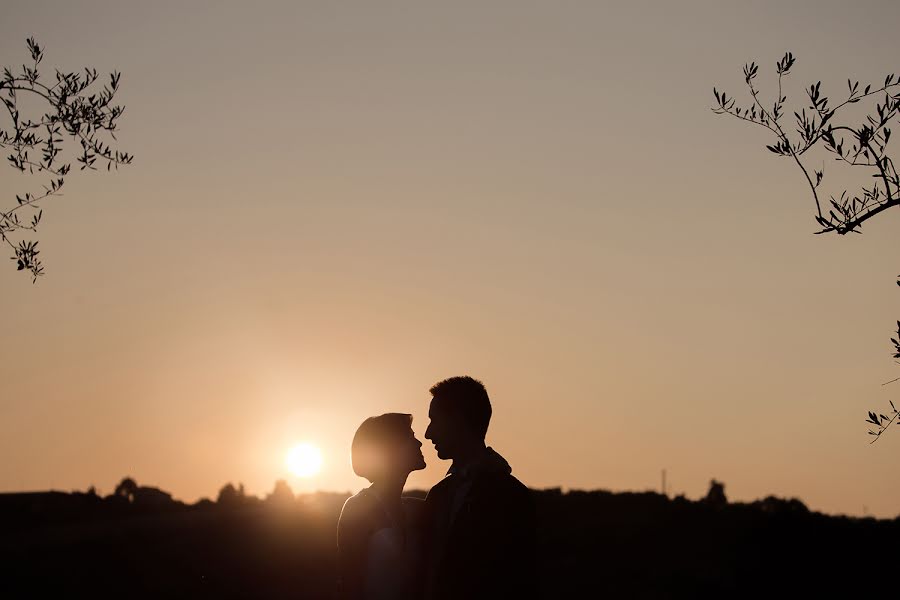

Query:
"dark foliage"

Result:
[[713, 53, 900, 236], [714, 55, 899, 440], [1, 479, 897, 599], [0, 38, 132, 281]]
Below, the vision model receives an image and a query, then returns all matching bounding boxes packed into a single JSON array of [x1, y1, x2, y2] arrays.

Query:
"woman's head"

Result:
[[351, 413, 426, 483]]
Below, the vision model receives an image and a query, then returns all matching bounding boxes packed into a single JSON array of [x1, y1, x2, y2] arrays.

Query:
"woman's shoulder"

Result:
[[339, 489, 387, 534]]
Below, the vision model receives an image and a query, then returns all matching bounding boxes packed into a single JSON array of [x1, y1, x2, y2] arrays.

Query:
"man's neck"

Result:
[[450, 442, 488, 474]]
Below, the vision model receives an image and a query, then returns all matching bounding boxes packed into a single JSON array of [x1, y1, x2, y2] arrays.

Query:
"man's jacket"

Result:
[[423, 447, 537, 600]]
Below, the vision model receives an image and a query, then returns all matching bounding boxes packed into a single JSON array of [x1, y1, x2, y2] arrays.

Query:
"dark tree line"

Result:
[[2, 477, 897, 599]]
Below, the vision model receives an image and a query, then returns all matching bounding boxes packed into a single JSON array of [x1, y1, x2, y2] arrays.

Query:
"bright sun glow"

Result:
[[285, 443, 323, 478]]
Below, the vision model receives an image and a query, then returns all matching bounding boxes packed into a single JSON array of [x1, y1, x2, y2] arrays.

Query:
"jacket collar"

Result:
[[446, 446, 512, 478]]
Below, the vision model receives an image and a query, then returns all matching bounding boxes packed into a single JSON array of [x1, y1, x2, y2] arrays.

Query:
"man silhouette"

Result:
[[422, 376, 537, 600]]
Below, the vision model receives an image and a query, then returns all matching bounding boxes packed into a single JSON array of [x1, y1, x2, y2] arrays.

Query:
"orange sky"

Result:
[[1, 1, 898, 517]]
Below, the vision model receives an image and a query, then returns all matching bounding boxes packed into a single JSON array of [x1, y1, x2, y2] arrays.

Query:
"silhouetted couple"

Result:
[[337, 376, 536, 600]]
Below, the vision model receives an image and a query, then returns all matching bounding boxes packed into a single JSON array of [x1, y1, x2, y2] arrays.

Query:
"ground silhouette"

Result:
[[1, 478, 897, 598]]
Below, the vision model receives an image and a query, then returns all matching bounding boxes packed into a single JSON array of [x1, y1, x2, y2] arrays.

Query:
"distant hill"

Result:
[[1, 480, 897, 598]]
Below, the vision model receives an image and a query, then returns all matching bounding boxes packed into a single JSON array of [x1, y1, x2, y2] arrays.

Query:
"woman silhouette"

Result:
[[337, 413, 427, 600]]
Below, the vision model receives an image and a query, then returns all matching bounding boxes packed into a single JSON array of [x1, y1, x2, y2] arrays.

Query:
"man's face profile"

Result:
[[425, 397, 465, 460]]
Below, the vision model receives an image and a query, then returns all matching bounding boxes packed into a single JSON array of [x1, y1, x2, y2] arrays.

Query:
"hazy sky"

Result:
[[2, 1, 898, 517]]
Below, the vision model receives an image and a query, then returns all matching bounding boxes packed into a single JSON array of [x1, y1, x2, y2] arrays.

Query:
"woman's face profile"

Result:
[[400, 426, 426, 473], [352, 414, 426, 482]]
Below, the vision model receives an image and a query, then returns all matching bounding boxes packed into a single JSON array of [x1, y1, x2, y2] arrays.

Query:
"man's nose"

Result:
[[424, 424, 433, 439]]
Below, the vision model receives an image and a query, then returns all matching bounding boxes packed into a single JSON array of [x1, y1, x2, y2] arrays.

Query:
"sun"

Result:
[[285, 443, 323, 478]]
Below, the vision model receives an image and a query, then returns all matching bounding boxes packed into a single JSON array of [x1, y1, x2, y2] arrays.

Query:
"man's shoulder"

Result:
[[474, 470, 530, 499], [425, 475, 455, 502]]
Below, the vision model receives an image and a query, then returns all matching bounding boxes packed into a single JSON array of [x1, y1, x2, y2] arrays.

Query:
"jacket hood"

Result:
[[481, 447, 512, 474]]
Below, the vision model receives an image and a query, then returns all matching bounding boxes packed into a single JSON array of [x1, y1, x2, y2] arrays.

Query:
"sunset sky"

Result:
[[2, 1, 898, 517]]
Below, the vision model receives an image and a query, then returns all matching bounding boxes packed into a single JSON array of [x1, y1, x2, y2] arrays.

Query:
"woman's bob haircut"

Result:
[[351, 413, 413, 483]]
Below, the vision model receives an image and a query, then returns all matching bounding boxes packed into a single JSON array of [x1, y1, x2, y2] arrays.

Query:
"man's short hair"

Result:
[[429, 376, 492, 439], [351, 413, 412, 483]]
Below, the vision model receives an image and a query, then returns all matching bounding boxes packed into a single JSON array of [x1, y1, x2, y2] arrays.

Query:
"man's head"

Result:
[[424, 376, 492, 460]]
